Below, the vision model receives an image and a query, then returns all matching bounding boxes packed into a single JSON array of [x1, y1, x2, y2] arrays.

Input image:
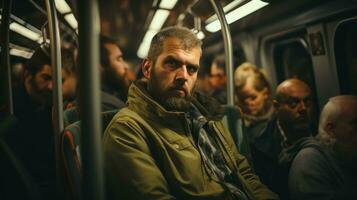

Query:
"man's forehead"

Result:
[[105, 43, 122, 55], [160, 39, 201, 63], [282, 86, 310, 99], [38, 64, 52, 74], [163, 37, 201, 52]]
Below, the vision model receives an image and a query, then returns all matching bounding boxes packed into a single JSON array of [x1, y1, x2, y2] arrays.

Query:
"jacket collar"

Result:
[[127, 80, 188, 133], [127, 80, 223, 133]]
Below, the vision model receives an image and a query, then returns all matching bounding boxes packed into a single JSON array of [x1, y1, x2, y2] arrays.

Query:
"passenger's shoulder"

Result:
[[291, 146, 328, 170]]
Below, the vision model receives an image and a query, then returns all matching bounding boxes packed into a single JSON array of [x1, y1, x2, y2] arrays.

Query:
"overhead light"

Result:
[[137, 41, 151, 59], [206, 0, 245, 24], [64, 13, 78, 29], [159, 0, 178, 10], [149, 9, 170, 30], [142, 29, 157, 43], [137, 29, 158, 58], [10, 48, 34, 59], [10, 22, 42, 42], [55, 0, 72, 14], [196, 31, 205, 40], [205, 0, 268, 32], [38, 37, 50, 44]]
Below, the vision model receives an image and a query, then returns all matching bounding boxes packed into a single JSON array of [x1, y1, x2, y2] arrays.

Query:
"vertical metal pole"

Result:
[[44, 0, 64, 198], [0, 0, 13, 117], [78, 0, 104, 199], [209, 0, 234, 106]]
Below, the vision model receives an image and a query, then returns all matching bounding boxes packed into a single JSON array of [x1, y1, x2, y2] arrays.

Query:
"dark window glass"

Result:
[[273, 39, 318, 133], [334, 19, 357, 95]]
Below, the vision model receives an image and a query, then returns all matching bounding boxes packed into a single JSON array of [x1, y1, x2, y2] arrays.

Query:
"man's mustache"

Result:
[[169, 85, 189, 95]]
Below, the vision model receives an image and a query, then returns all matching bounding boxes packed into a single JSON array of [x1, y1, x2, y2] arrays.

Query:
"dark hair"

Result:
[[211, 57, 226, 73], [198, 55, 213, 78], [100, 35, 118, 68], [147, 26, 202, 62], [24, 46, 51, 76], [61, 47, 77, 75], [24, 46, 76, 76]]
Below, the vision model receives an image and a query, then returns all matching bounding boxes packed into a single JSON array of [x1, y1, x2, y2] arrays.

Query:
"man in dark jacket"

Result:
[[103, 26, 278, 200], [99, 35, 130, 110], [4, 46, 77, 199], [289, 95, 357, 200], [251, 78, 314, 199]]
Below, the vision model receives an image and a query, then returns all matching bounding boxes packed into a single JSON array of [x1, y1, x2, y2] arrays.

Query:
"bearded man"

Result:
[[99, 35, 131, 110], [103, 27, 278, 200]]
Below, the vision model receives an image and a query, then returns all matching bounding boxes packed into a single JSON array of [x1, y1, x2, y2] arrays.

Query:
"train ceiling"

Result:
[[2, 0, 329, 63]]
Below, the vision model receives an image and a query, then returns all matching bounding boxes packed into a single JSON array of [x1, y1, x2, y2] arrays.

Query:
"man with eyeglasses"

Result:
[[250, 78, 315, 200], [209, 57, 227, 104]]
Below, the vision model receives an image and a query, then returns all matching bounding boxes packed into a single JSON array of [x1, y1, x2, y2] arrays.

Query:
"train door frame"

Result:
[[256, 1, 357, 111], [326, 16, 357, 95]]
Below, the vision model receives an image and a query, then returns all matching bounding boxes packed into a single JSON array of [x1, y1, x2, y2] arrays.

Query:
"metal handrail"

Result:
[[209, 0, 234, 106], [0, 0, 13, 117], [78, 0, 104, 199], [44, 0, 64, 198]]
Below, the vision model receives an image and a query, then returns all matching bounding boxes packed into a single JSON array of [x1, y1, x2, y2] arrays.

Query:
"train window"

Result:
[[273, 39, 316, 89], [334, 19, 357, 95], [272, 38, 319, 132]]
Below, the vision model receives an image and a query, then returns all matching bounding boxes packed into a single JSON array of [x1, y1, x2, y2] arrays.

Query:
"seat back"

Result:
[[0, 115, 42, 200], [222, 105, 253, 164], [62, 121, 82, 200], [61, 109, 118, 200], [63, 107, 80, 127]]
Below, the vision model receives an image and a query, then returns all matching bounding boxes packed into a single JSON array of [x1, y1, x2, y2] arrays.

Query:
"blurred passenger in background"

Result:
[[195, 55, 213, 95], [234, 62, 274, 142], [289, 95, 357, 200], [209, 57, 227, 104], [251, 78, 315, 200], [5, 46, 76, 199], [11, 62, 25, 89], [100, 35, 130, 111]]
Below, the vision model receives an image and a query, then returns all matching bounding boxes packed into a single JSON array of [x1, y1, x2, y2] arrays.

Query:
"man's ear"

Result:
[[325, 122, 337, 139], [24, 70, 32, 82], [273, 99, 280, 109], [142, 58, 152, 78]]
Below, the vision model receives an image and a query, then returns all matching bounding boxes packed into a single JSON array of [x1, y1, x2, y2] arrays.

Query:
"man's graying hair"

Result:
[[147, 26, 202, 62]]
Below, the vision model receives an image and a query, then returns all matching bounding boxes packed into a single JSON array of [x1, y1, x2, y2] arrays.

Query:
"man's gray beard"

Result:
[[162, 96, 192, 112]]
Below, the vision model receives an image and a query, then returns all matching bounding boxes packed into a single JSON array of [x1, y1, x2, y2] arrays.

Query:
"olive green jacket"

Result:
[[103, 81, 278, 200]]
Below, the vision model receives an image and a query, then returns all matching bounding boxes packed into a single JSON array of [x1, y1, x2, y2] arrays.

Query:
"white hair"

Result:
[[318, 95, 357, 144]]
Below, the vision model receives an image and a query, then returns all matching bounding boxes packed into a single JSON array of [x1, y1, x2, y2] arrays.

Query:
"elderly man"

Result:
[[289, 95, 357, 200], [103, 27, 278, 200], [251, 78, 315, 199]]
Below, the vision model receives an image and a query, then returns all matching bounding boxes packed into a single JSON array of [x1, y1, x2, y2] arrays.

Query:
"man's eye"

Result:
[[43, 75, 52, 81], [165, 59, 178, 67], [187, 66, 198, 74]]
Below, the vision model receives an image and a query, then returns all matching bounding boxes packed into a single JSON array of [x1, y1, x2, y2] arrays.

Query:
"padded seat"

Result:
[[61, 109, 118, 200], [222, 105, 252, 165]]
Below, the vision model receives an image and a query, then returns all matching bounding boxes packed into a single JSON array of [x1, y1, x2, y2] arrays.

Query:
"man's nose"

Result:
[[175, 66, 188, 82], [123, 60, 129, 70], [47, 81, 53, 91], [297, 100, 307, 113]]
